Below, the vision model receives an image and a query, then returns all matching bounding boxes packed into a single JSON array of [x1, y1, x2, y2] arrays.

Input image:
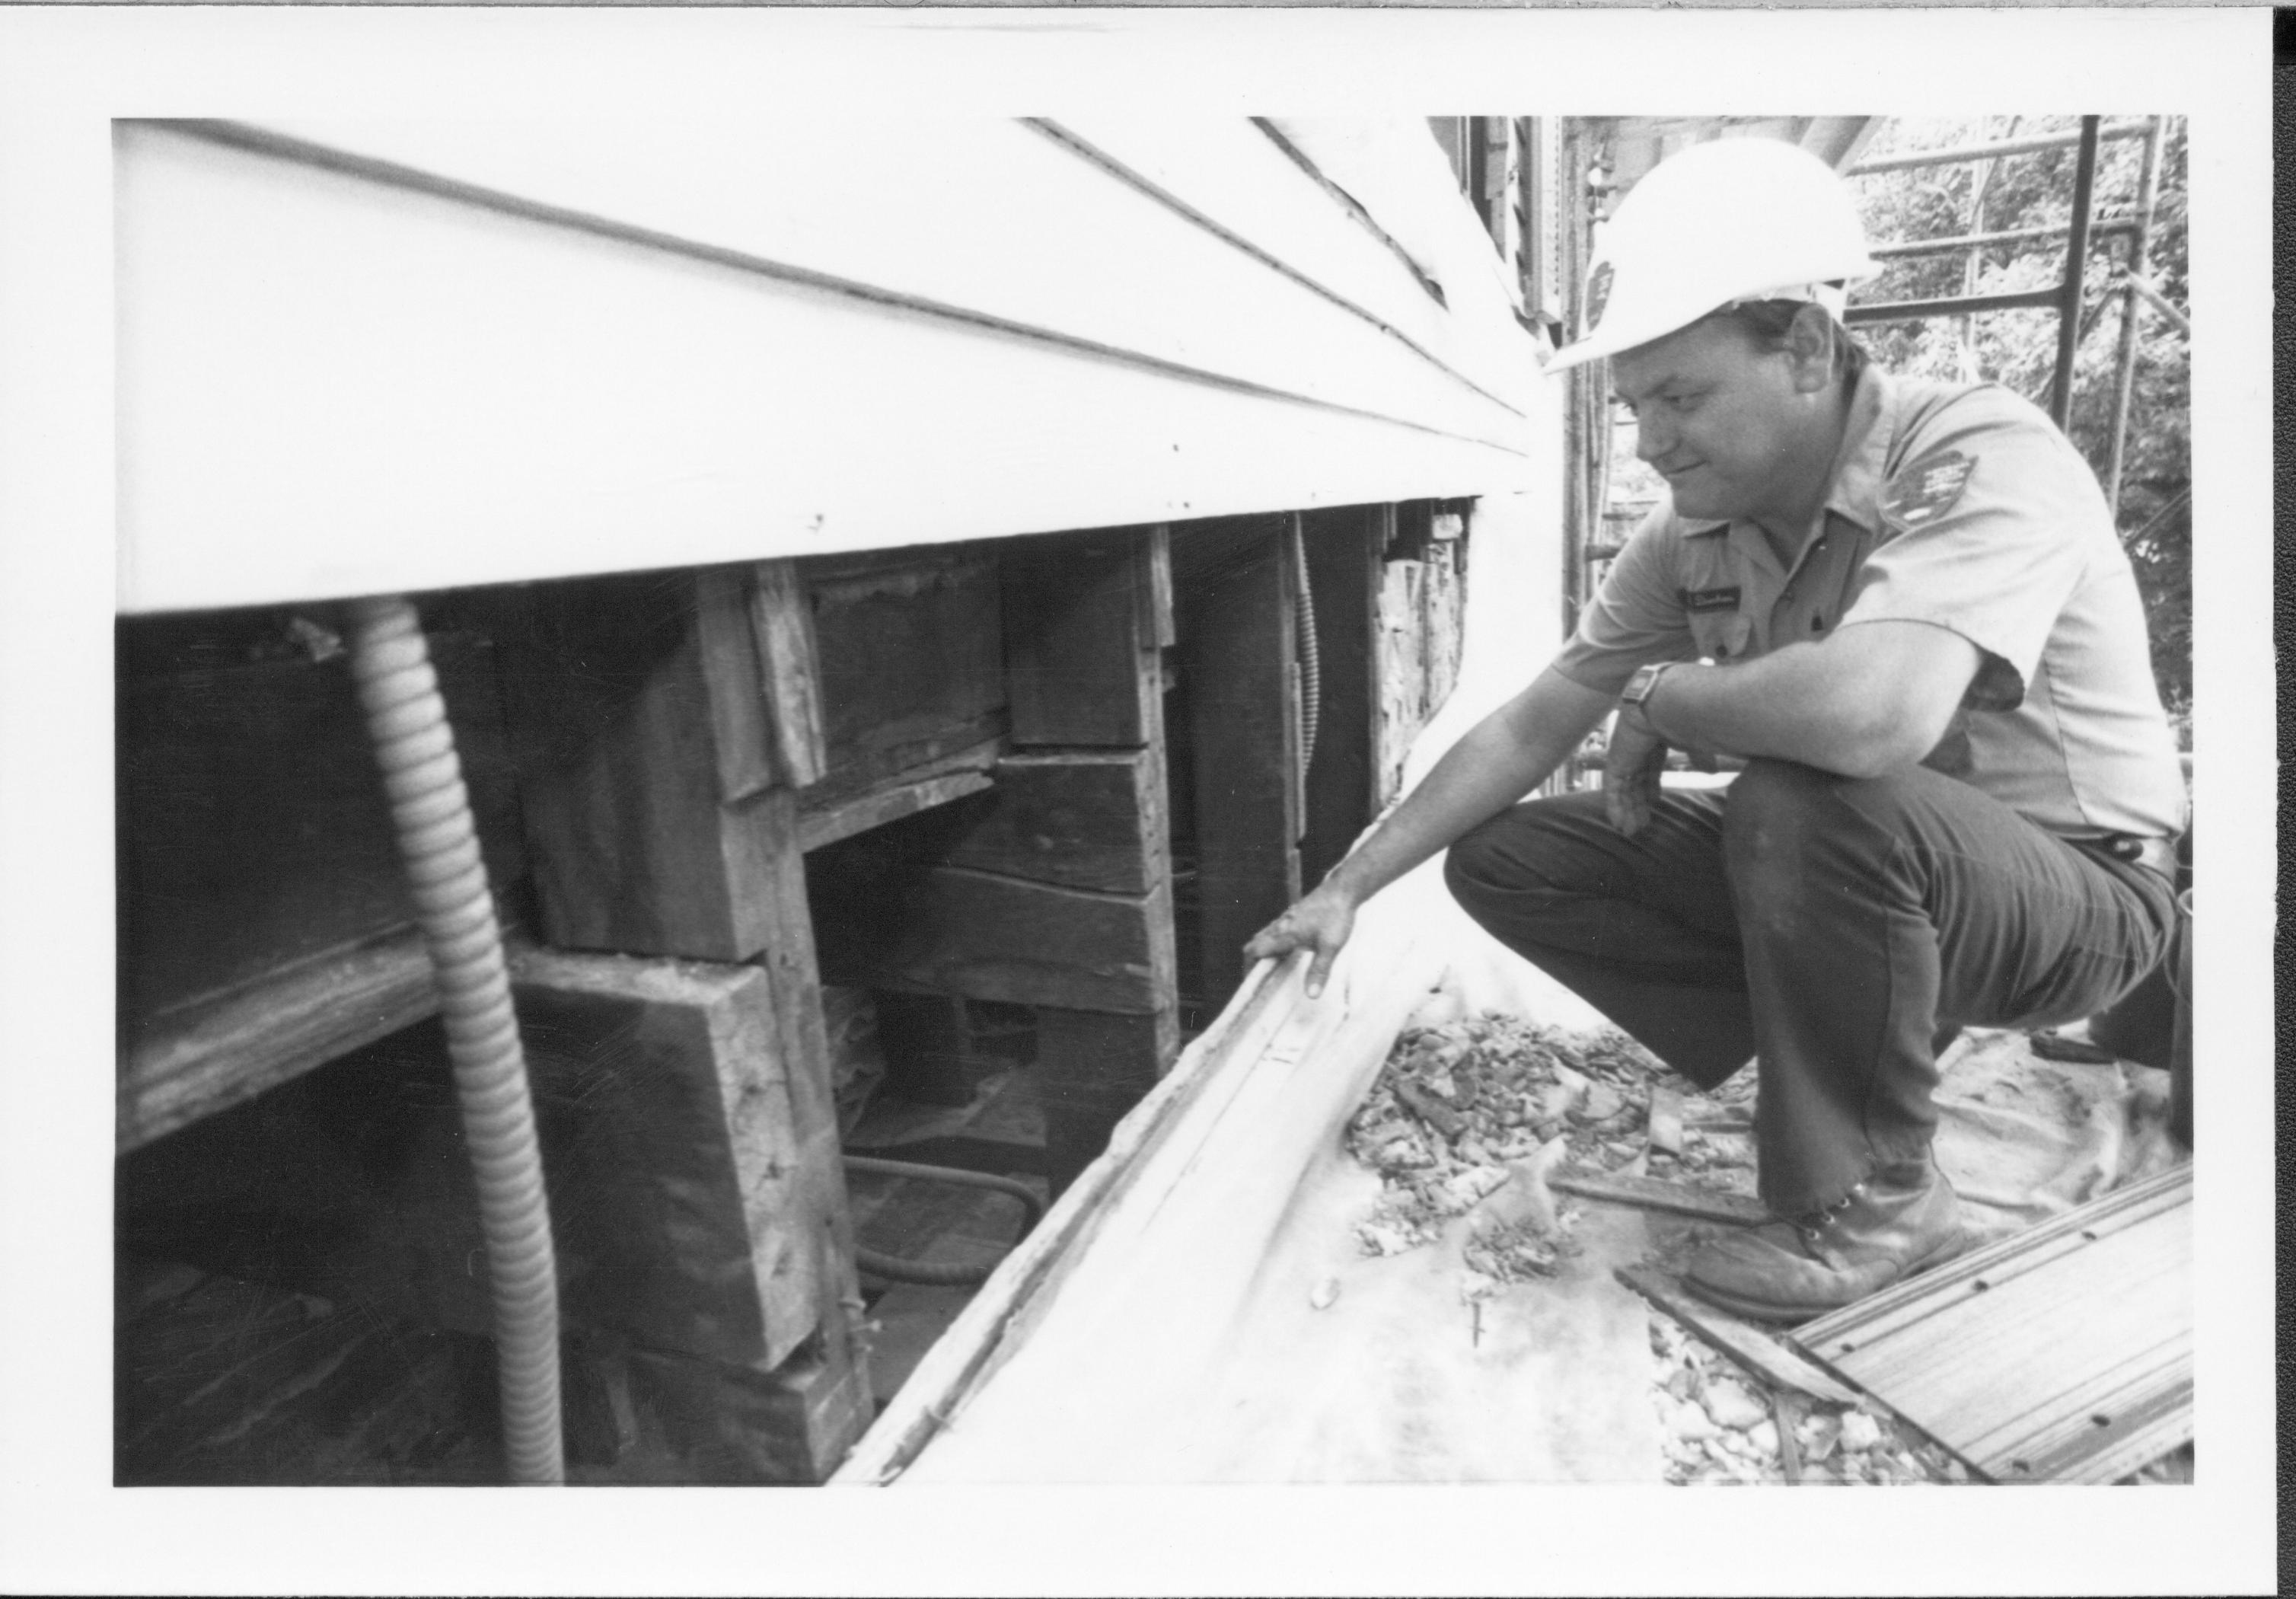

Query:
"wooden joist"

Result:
[[118, 928, 438, 1154], [796, 744, 1000, 855], [933, 748, 1169, 896], [1785, 1163, 2193, 1483], [828, 865, 1175, 1017]]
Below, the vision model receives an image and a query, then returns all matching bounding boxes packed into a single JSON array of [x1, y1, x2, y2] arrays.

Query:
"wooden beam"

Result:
[[627, 1329, 872, 1486], [503, 570, 811, 962], [804, 545, 1010, 795], [1297, 505, 1386, 890], [933, 748, 1169, 896], [1002, 525, 1171, 749], [797, 764, 997, 856], [118, 927, 438, 1154], [1174, 515, 1302, 1016], [819, 865, 1175, 1017], [511, 946, 851, 1374]]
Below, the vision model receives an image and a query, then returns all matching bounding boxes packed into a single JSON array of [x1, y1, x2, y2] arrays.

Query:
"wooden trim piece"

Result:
[[695, 563, 778, 805], [117, 927, 438, 1154], [748, 559, 829, 790]]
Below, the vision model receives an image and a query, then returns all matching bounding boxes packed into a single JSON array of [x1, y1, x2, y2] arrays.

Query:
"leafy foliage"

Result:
[[1847, 116, 2191, 728]]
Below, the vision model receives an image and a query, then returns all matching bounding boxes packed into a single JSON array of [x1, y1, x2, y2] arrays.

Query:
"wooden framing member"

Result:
[[1296, 504, 1387, 892], [1173, 513, 1303, 1017], [1000, 523, 1181, 1190], [510, 946, 857, 1377], [502, 564, 819, 963]]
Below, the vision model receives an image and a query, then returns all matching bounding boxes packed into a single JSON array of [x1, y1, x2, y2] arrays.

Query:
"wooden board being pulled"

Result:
[[1785, 1163, 2192, 1484], [831, 860, 1665, 1484]]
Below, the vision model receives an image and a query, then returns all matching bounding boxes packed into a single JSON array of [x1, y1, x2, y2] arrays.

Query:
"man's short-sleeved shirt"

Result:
[[1552, 363, 2187, 841]]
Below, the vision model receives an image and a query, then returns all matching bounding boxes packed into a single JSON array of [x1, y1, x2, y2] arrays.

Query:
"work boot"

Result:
[[1682, 1160, 1966, 1325]]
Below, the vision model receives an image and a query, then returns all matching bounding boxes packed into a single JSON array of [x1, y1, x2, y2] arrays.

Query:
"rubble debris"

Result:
[[1344, 1014, 1705, 1261], [1646, 1314, 1969, 1486]]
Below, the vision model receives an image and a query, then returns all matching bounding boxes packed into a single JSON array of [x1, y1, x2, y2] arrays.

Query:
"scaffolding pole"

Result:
[[1846, 119, 2151, 176], [2103, 118, 2169, 519], [2047, 118, 2103, 431]]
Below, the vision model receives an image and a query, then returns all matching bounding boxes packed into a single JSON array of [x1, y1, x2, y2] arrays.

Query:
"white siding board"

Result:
[[118, 124, 1532, 614], [1035, 116, 1472, 379], [209, 119, 1529, 448]]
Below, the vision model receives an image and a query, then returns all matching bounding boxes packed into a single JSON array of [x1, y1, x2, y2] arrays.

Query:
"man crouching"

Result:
[[1245, 136, 2185, 1324]]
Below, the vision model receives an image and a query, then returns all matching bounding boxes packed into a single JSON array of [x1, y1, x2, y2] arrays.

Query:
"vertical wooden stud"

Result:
[[1174, 514, 1303, 1017]]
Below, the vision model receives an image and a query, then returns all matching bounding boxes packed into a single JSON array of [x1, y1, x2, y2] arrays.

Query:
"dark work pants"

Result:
[[1442, 759, 2178, 1213]]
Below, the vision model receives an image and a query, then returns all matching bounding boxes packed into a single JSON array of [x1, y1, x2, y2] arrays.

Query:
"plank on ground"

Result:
[[1785, 1163, 2192, 1484], [1615, 1265, 1859, 1406]]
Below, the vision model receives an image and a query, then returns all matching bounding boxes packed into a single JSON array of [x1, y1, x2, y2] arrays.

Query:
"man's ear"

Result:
[[1785, 303, 1837, 394]]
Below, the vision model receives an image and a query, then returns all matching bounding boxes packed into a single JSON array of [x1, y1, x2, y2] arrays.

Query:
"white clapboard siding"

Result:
[[119, 120, 1539, 612], [1040, 115, 1475, 385]]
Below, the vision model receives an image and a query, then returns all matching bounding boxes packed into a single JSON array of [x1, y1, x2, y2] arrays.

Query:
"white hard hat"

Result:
[[1545, 136, 1878, 374]]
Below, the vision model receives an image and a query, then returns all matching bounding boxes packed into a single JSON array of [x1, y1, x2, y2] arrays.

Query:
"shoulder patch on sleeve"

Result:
[[1882, 448, 1976, 528]]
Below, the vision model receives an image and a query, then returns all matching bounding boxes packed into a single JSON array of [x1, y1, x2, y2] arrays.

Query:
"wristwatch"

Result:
[[1620, 661, 1676, 710]]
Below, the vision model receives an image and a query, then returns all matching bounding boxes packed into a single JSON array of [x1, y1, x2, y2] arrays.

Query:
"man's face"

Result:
[[1609, 316, 1826, 529]]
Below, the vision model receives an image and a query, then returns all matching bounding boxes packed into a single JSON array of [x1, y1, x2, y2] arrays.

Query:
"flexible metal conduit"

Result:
[[346, 595, 564, 1486], [1290, 520, 1321, 780], [843, 1154, 1046, 1288]]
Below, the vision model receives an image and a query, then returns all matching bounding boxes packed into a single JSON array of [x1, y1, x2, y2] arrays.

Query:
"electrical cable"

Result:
[[843, 1154, 1046, 1288], [346, 595, 564, 1486]]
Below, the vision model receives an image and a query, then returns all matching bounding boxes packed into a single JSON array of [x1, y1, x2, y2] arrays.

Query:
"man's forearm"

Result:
[[1321, 667, 1612, 908], [1642, 623, 1979, 779]]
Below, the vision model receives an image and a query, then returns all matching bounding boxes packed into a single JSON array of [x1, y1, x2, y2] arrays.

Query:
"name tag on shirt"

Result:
[[1679, 586, 1742, 613]]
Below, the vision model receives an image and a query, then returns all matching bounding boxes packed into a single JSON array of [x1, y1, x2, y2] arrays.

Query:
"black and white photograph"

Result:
[[0, 8, 2275, 1596]]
